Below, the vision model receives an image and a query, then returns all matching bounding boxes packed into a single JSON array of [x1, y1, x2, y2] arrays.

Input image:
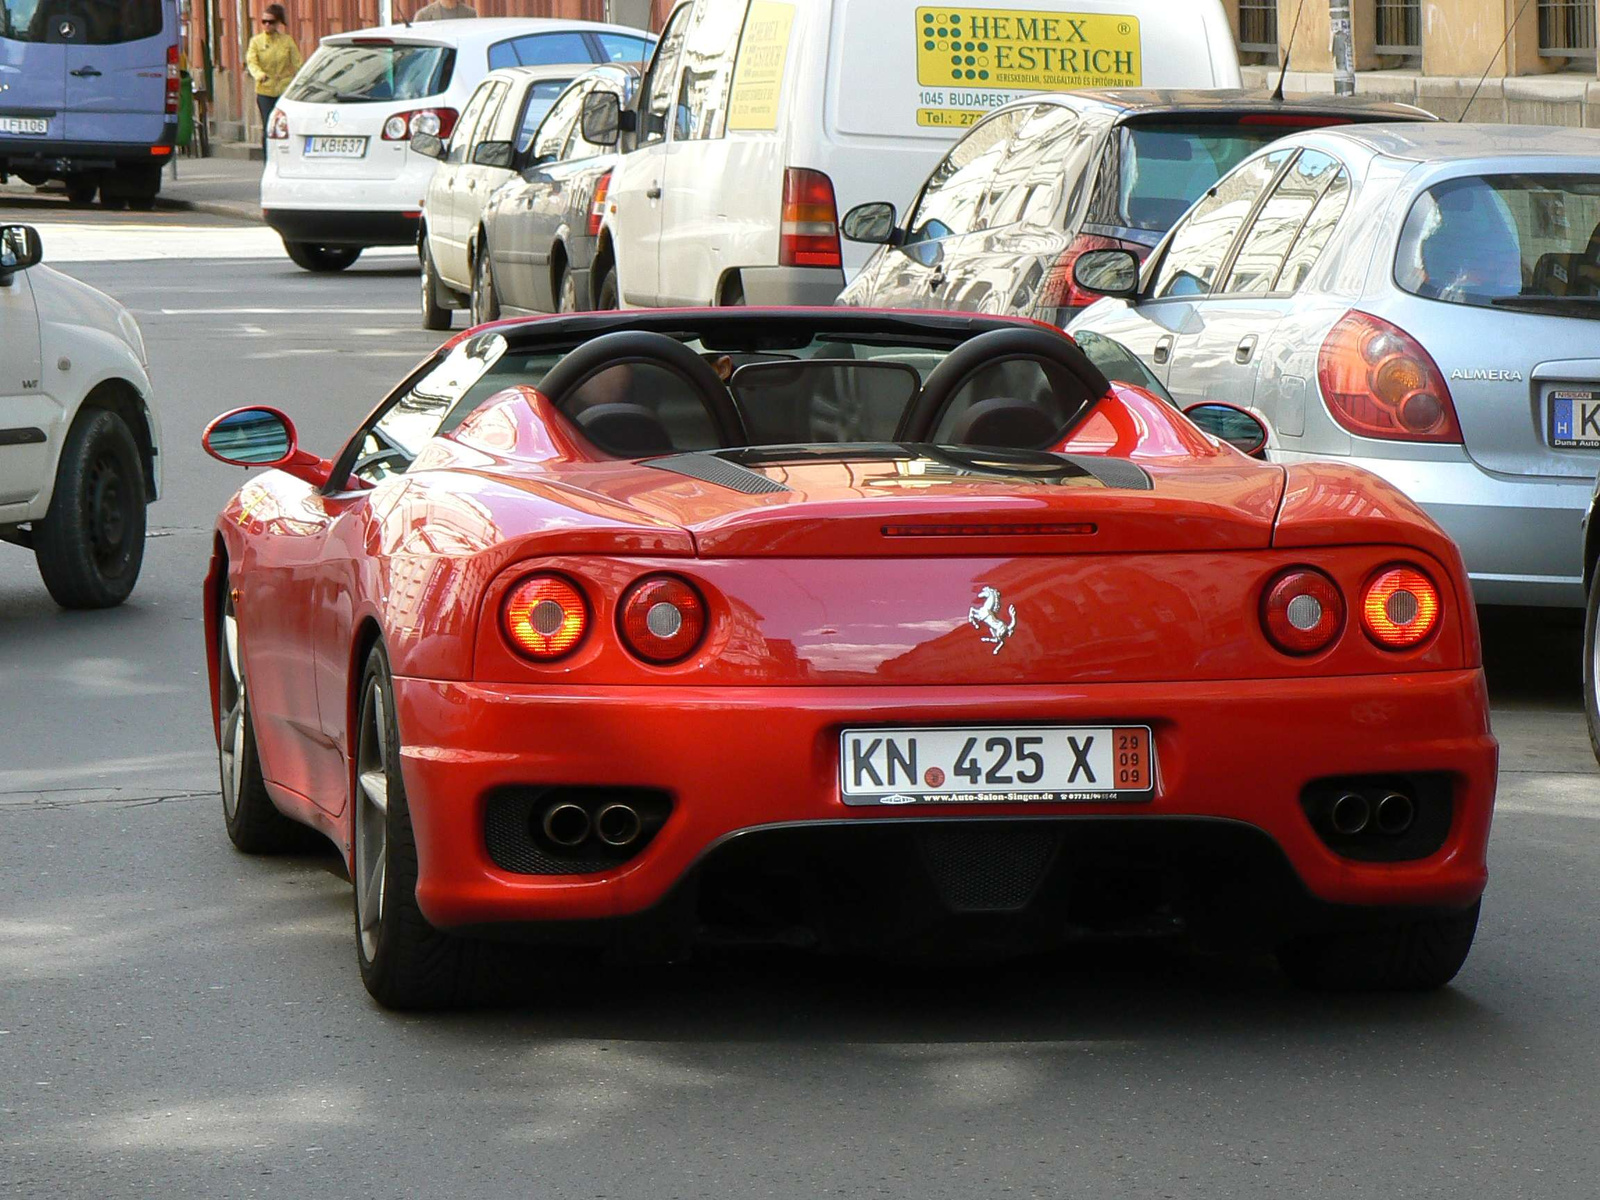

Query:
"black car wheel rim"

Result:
[[86, 451, 131, 573]]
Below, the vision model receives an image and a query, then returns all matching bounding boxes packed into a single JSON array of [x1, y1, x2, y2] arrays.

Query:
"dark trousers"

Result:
[[257, 94, 276, 156]]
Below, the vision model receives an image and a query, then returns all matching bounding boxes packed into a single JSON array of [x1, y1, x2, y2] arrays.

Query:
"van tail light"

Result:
[[165, 44, 180, 116], [267, 108, 290, 140], [1361, 565, 1441, 649], [1036, 233, 1148, 317], [1261, 567, 1345, 655], [618, 575, 706, 664], [1317, 311, 1462, 443], [503, 574, 588, 661], [780, 168, 842, 269], [384, 107, 459, 142], [588, 170, 612, 238]]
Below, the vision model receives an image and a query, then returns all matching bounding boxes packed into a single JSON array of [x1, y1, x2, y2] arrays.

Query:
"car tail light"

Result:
[[588, 170, 612, 238], [267, 108, 289, 140], [1361, 565, 1441, 649], [779, 168, 842, 269], [384, 107, 458, 142], [165, 44, 180, 116], [618, 575, 706, 664], [1037, 233, 1147, 314], [502, 574, 588, 661], [1261, 567, 1345, 655], [1317, 311, 1462, 443]]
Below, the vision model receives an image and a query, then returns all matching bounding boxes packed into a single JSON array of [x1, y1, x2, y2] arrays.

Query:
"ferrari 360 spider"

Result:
[[201, 310, 1497, 1008]]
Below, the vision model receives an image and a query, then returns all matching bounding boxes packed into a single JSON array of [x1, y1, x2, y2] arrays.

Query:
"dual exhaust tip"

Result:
[[541, 801, 644, 849], [1330, 791, 1415, 837]]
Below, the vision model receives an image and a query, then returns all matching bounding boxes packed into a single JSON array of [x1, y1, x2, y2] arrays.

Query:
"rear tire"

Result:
[[64, 177, 98, 206], [33, 407, 146, 609], [419, 237, 453, 331], [470, 239, 500, 325], [557, 265, 580, 313], [1584, 573, 1600, 766], [283, 241, 362, 272], [594, 263, 618, 311], [1275, 901, 1481, 992]]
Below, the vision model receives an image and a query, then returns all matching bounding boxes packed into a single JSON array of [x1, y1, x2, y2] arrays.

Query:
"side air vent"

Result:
[[644, 453, 792, 495], [1054, 454, 1152, 491]]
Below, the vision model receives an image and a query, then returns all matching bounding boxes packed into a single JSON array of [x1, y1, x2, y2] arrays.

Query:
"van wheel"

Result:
[[1275, 902, 1480, 992], [470, 241, 500, 325], [419, 239, 453, 331], [65, 177, 98, 206], [284, 241, 362, 272], [33, 407, 147, 609], [594, 264, 618, 311]]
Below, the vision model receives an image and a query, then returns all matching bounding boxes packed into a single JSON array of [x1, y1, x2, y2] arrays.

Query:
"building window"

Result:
[[1374, 0, 1422, 59], [1539, 0, 1598, 66], [1238, 0, 1278, 65]]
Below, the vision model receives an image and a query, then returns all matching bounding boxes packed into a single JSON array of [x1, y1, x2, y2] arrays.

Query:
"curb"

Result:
[[160, 197, 264, 223]]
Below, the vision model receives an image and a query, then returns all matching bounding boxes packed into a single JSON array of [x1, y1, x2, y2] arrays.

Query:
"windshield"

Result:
[[284, 43, 454, 104], [1, 0, 161, 42], [1119, 124, 1292, 232], [1395, 173, 1600, 316]]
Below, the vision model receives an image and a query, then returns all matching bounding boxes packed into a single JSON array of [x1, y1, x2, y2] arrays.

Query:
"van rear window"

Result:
[[284, 43, 454, 104], [2, 0, 162, 43], [1117, 124, 1287, 231]]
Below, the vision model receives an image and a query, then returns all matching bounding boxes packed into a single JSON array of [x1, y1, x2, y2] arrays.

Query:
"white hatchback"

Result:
[[0, 224, 160, 609], [261, 18, 655, 272]]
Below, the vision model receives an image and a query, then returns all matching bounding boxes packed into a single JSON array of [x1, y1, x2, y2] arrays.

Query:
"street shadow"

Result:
[[1479, 604, 1583, 707]]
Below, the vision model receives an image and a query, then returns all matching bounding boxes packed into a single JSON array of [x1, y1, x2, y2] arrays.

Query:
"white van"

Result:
[[582, 0, 1240, 308]]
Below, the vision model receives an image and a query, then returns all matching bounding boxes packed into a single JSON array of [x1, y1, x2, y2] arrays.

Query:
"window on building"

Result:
[[1237, 0, 1278, 66], [1539, 0, 1597, 69], [1375, 0, 1422, 65]]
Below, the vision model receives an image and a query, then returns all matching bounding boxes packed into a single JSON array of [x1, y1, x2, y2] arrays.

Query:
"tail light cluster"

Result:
[[1317, 311, 1462, 443], [384, 107, 459, 142], [267, 108, 290, 140], [1037, 233, 1148, 314], [779, 168, 842, 269], [1261, 563, 1442, 655], [501, 572, 708, 666], [165, 44, 181, 116], [587, 170, 612, 238]]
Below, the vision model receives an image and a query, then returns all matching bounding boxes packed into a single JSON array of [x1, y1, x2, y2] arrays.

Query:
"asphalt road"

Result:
[[3, 204, 1598, 1200]]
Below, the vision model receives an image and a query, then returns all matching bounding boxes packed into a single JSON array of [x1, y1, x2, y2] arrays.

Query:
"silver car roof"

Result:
[[1274, 121, 1600, 163]]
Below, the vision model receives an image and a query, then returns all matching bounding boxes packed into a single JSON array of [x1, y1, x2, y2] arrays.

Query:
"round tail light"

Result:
[[382, 114, 409, 141], [1361, 565, 1440, 649], [618, 575, 706, 664], [1262, 567, 1345, 655], [503, 574, 588, 661]]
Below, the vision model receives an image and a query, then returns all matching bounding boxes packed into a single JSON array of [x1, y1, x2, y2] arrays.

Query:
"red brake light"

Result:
[[618, 575, 706, 664], [780, 168, 841, 269], [383, 107, 458, 142], [267, 108, 289, 140], [1261, 567, 1344, 655], [588, 170, 612, 238], [1317, 311, 1462, 443], [165, 44, 180, 116], [1037, 233, 1147, 314], [503, 574, 588, 661], [1361, 565, 1441, 649]]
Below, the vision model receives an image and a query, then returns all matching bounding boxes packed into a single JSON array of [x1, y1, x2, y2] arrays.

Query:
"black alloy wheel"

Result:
[[33, 407, 146, 609], [283, 241, 362, 272]]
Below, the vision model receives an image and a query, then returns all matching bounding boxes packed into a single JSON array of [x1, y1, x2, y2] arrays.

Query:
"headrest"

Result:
[[574, 402, 675, 457], [946, 398, 1061, 449]]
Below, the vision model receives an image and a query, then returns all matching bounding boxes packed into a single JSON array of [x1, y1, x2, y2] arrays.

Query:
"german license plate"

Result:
[[0, 117, 48, 136], [303, 135, 368, 158], [1549, 389, 1600, 449], [839, 725, 1154, 806]]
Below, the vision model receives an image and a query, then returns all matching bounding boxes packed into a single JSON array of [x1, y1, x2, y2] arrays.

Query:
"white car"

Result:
[[261, 18, 655, 272], [0, 225, 160, 609]]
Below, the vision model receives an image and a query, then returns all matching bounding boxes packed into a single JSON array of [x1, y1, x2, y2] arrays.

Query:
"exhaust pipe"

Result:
[[542, 802, 592, 848], [1330, 793, 1371, 836], [1375, 792, 1415, 835], [595, 802, 643, 848]]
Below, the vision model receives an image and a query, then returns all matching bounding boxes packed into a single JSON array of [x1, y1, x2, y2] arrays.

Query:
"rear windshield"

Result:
[[1396, 174, 1600, 317], [2, 0, 162, 43], [284, 43, 453, 104], [1118, 124, 1291, 231]]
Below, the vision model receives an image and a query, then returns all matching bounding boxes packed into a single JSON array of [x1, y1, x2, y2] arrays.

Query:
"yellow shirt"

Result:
[[246, 30, 303, 98]]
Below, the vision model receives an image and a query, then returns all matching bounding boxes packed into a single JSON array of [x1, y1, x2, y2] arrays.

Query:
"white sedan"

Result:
[[0, 224, 160, 608]]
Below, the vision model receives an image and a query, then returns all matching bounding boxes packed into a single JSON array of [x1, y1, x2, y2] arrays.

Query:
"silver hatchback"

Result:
[[1069, 123, 1600, 607]]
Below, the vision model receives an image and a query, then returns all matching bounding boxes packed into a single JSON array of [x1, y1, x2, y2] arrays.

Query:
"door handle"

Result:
[[646, 184, 662, 200], [928, 270, 947, 290], [70, 66, 101, 77], [1154, 335, 1174, 365], [1235, 334, 1259, 365]]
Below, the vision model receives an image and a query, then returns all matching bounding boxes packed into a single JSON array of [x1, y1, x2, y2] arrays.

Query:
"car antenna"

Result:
[[1460, 0, 1534, 120], [1271, 0, 1307, 102]]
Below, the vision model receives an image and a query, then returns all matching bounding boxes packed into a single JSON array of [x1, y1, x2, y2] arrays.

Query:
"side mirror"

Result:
[[472, 139, 514, 169], [0, 223, 42, 286], [411, 132, 446, 160], [841, 201, 899, 246], [1185, 402, 1268, 458], [581, 90, 622, 146], [202, 407, 333, 487], [1071, 248, 1141, 300]]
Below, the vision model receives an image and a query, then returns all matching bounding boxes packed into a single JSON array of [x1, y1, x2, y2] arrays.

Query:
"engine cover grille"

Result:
[[916, 826, 1061, 912]]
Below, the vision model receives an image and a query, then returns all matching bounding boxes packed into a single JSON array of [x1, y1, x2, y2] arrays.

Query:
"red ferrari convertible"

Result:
[[201, 310, 1496, 1008]]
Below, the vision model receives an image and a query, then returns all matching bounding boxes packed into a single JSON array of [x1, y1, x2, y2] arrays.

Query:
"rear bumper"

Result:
[[393, 671, 1496, 935], [736, 265, 847, 307], [263, 207, 420, 247], [0, 130, 174, 175]]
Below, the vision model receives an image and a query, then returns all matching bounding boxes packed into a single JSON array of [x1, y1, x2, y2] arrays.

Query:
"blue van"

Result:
[[0, 0, 180, 207]]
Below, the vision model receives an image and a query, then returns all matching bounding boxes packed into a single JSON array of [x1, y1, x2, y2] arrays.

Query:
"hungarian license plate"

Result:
[[839, 725, 1154, 806], [303, 135, 368, 158], [1549, 389, 1600, 449], [0, 117, 48, 136]]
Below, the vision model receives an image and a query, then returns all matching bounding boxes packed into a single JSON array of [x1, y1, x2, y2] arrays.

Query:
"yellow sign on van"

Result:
[[915, 8, 1142, 90], [728, 1, 795, 132]]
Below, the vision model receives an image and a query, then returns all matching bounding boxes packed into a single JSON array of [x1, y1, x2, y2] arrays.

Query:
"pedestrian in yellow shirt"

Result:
[[247, 5, 302, 154]]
